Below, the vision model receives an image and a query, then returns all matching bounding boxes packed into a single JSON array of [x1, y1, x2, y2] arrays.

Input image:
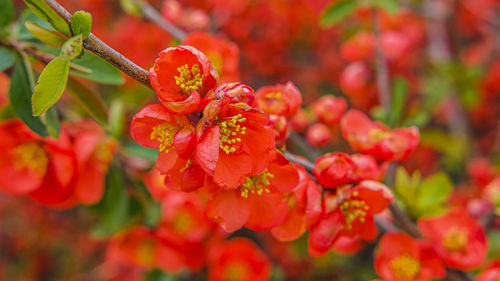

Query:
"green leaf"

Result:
[[25, 20, 66, 47], [24, 0, 71, 36], [108, 99, 125, 139], [70, 10, 92, 39], [374, 0, 399, 14], [320, 0, 358, 28], [66, 77, 108, 124], [70, 51, 124, 85], [32, 57, 70, 116], [0, 0, 14, 27], [59, 34, 83, 60], [44, 106, 60, 138], [416, 173, 453, 212], [120, 0, 143, 16], [91, 164, 130, 237], [14, 9, 53, 41], [0, 46, 16, 71], [8, 56, 48, 136], [388, 76, 408, 126], [122, 141, 158, 161]]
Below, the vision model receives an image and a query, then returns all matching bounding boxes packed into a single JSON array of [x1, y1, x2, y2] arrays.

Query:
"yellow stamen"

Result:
[[150, 123, 177, 153], [443, 227, 468, 252], [13, 142, 48, 177], [174, 63, 203, 93], [265, 91, 282, 100], [219, 113, 247, 154], [339, 199, 369, 230], [390, 254, 421, 279], [239, 169, 274, 199]]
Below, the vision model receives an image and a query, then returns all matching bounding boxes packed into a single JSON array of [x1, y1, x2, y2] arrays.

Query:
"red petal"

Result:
[[207, 190, 250, 232], [195, 126, 220, 176], [245, 192, 289, 231]]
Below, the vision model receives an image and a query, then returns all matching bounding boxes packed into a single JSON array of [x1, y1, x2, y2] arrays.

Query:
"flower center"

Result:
[[339, 194, 370, 230], [171, 210, 193, 235], [13, 142, 48, 177], [224, 262, 249, 281], [150, 123, 178, 153], [265, 91, 282, 100], [219, 113, 247, 154], [174, 63, 203, 94], [390, 254, 421, 279], [239, 169, 274, 198], [137, 239, 155, 267], [369, 128, 391, 142], [443, 227, 468, 252]]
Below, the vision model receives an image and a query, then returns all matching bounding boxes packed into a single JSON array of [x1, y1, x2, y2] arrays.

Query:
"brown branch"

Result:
[[283, 151, 315, 172], [44, 0, 152, 89]]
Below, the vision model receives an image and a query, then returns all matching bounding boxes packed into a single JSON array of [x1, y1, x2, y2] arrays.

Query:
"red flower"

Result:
[[417, 208, 487, 270], [208, 238, 271, 281], [206, 151, 298, 232], [214, 83, 254, 105], [351, 154, 387, 183], [131, 104, 196, 174], [341, 109, 419, 162], [252, 81, 302, 117], [149, 45, 218, 114], [475, 261, 500, 281], [306, 123, 331, 147], [196, 101, 275, 189], [313, 153, 357, 189], [312, 95, 347, 126], [308, 181, 393, 256], [374, 232, 445, 281], [182, 32, 240, 83], [271, 164, 322, 241]]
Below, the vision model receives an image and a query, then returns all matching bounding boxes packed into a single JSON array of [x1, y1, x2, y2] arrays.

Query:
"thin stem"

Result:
[[44, 0, 152, 89], [371, 9, 391, 111], [283, 151, 315, 172], [140, 1, 187, 41]]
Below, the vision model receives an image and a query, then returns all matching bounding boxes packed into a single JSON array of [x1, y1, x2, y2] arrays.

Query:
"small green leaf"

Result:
[[24, 0, 71, 36], [122, 141, 158, 161], [70, 10, 92, 39], [91, 164, 130, 237], [66, 77, 108, 124], [44, 106, 60, 138], [108, 99, 125, 139], [320, 0, 358, 28], [373, 0, 399, 14], [120, 0, 143, 16], [388, 76, 408, 126], [0, 46, 16, 71], [9, 56, 48, 136], [70, 52, 124, 85], [25, 20, 66, 47], [32, 57, 70, 116], [0, 0, 14, 27], [416, 173, 453, 212], [60, 34, 83, 60]]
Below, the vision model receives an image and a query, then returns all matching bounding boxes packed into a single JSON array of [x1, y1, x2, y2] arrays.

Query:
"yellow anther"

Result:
[[218, 114, 248, 154], [390, 254, 420, 279], [174, 64, 204, 93], [179, 159, 193, 173], [340, 199, 369, 230], [150, 122, 177, 153], [239, 169, 274, 198], [13, 142, 48, 177]]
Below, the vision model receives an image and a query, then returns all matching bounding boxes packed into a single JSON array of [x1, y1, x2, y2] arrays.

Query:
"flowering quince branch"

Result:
[[137, 0, 187, 41], [43, 0, 152, 89]]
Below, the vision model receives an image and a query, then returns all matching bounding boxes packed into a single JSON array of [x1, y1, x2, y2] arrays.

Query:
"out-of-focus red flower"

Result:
[[313, 153, 357, 189], [311, 95, 347, 126], [306, 123, 331, 147], [145, 168, 171, 200], [351, 154, 387, 183], [341, 109, 419, 162], [206, 151, 298, 232], [0, 72, 9, 107], [309, 181, 393, 256], [483, 177, 500, 214], [182, 32, 240, 83], [418, 208, 487, 270], [340, 31, 374, 62], [131, 104, 196, 174], [108, 226, 192, 273], [196, 101, 275, 189], [374, 232, 445, 281], [162, 0, 211, 31], [331, 234, 365, 255], [269, 114, 289, 147], [475, 260, 500, 281], [271, 164, 322, 241], [207, 238, 271, 281], [290, 109, 310, 132], [253, 81, 302, 117], [150, 46, 218, 114], [61, 121, 117, 206], [467, 157, 496, 188]]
